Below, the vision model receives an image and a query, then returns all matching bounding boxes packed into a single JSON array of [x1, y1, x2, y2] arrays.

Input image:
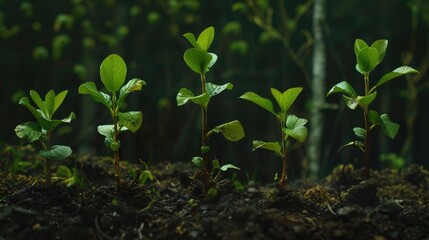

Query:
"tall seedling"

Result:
[[79, 54, 146, 187], [178, 26, 245, 192], [15, 90, 76, 184], [240, 87, 307, 189], [327, 39, 418, 178]]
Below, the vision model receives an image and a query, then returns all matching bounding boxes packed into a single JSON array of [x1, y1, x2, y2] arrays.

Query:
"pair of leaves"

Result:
[[176, 82, 233, 107], [354, 39, 387, 74], [240, 87, 303, 122], [326, 81, 377, 110], [183, 27, 217, 74]]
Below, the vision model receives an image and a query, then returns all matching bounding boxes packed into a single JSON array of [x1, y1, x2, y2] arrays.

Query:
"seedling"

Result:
[[15, 90, 76, 184], [79, 54, 146, 187], [178, 26, 245, 192], [327, 39, 418, 178], [240, 87, 307, 189]]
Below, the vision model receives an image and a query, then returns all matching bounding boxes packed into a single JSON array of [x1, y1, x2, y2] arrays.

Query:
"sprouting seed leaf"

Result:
[[375, 66, 419, 89], [326, 81, 357, 98], [371, 39, 388, 63], [338, 141, 365, 154], [283, 115, 308, 143], [252, 140, 282, 156], [183, 32, 199, 49], [54, 90, 68, 112], [176, 88, 210, 107], [354, 39, 369, 58], [78, 82, 112, 109], [15, 122, 42, 142], [39, 145, 72, 160], [353, 127, 365, 139], [197, 26, 215, 51], [220, 164, 240, 172], [118, 78, 146, 107], [357, 47, 379, 73], [240, 92, 276, 117], [208, 120, 245, 142], [206, 82, 233, 97], [183, 48, 213, 74], [357, 91, 377, 107], [38, 112, 75, 131], [100, 54, 127, 93], [118, 111, 142, 133]]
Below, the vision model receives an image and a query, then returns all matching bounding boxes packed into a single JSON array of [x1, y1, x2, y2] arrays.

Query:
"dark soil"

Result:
[[1, 145, 429, 240]]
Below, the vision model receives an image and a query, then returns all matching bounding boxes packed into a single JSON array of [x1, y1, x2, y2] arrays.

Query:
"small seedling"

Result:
[[15, 90, 76, 184], [79, 54, 146, 188], [240, 87, 307, 189], [327, 39, 418, 178], [178, 26, 245, 192]]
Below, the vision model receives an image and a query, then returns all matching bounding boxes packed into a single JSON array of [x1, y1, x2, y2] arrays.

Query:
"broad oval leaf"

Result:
[[176, 88, 210, 107], [284, 115, 308, 143], [206, 82, 233, 97], [220, 164, 240, 172], [375, 66, 419, 89], [371, 39, 388, 63], [43, 90, 56, 118], [326, 81, 357, 98], [29, 90, 44, 111], [15, 122, 42, 142], [118, 111, 142, 133], [368, 110, 380, 125], [380, 114, 400, 139], [100, 54, 127, 93], [19, 96, 43, 120], [252, 140, 282, 156], [357, 47, 379, 73], [40, 145, 72, 160], [357, 92, 377, 107], [38, 112, 75, 131], [183, 48, 212, 74], [343, 95, 358, 110], [239, 92, 276, 117], [183, 32, 199, 49], [78, 82, 112, 109], [197, 26, 215, 51], [354, 39, 369, 58], [118, 78, 146, 107], [97, 125, 115, 138], [353, 127, 365, 139], [208, 120, 245, 142]]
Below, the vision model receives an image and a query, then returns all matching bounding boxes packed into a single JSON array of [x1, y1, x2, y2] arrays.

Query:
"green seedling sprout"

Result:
[[178, 26, 245, 192], [15, 90, 76, 184], [327, 39, 418, 178], [240, 87, 307, 189], [79, 54, 146, 187]]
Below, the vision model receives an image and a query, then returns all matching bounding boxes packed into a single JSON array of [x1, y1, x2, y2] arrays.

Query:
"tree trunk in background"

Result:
[[308, 0, 326, 180]]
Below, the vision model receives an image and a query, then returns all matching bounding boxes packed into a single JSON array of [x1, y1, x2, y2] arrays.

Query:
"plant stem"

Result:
[[363, 73, 371, 178], [112, 94, 121, 188], [279, 121, 288, 189], [44, 130, 52, 185], [200, 73, 209, 185]]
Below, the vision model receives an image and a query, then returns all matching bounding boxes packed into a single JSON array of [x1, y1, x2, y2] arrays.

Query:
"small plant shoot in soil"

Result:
[[178, 26, 245, 192], [79, 54, 146, 188], [327, 39, 419, 178], [240, 87, 307, 189], [15, 90, 76, 184]]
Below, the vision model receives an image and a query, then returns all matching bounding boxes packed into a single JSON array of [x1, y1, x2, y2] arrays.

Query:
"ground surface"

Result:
[[1, 145, 429, 240]]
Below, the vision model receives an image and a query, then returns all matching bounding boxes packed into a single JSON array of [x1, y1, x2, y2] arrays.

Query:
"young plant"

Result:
[[15, 90, 76, 184], [327, 39, 418, 178], [178, 26, 245, 192], [240, 87, 307, 189], [79, 54, 146, 188]]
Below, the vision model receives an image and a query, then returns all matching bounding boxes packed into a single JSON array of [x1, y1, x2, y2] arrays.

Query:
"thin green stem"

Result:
[[112, 94, 121, 188], [200, 73, 209, 190], [363, 73, 371, 178], [44, 130, 52, 185], [279, 120, 288, 189]]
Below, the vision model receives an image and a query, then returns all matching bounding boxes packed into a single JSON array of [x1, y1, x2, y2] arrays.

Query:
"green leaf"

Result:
[[326, 81, 357, 98], [374, 66, 419, 89], [197, 26, 215, 51], [183, 48, 213, 74], [78, 82, 112, 109], [38, 112, 75, 131], [56, 165, 72, 178], [29, 90, 44, 112], [353, 127, 365, 139], [379, 114, 400, 139], [252, 140, 282, 156], [98, 125, 114, 138], [40, 145, 72, 160], [43, 90, 56, 118], [338, 141, 365, 153], [354, 39, 369, 58], [208, 120, 245, 142], [19, 97, 43, 120], [239, 92, 276, 117], [212, 159, 220, 169], [271, 87, 303, 113], [110, 141, 121, 151], [220, 164, 240, 172], [357, 47, 379, 73], [117, 78, 146, 107], [370, 39, 388, 63], [100, 54, 127, 93], [357, 92, 377, 107], [206, 82, 233, 97], [15, 122, 42, 142], [118, 111, 142, 133], [343, 95, 358, 110], [283, 115, 308, 143], [54, 90, 68, 113], [176, 88, 210, 107], [207, 53, 218, 70], [192, 156, 202, 167], [368, 110, 380, 125], [183, 33, 199, 49]]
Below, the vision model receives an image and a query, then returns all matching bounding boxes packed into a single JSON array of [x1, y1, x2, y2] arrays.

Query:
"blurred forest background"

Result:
[[1, 0, 429, 182]]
